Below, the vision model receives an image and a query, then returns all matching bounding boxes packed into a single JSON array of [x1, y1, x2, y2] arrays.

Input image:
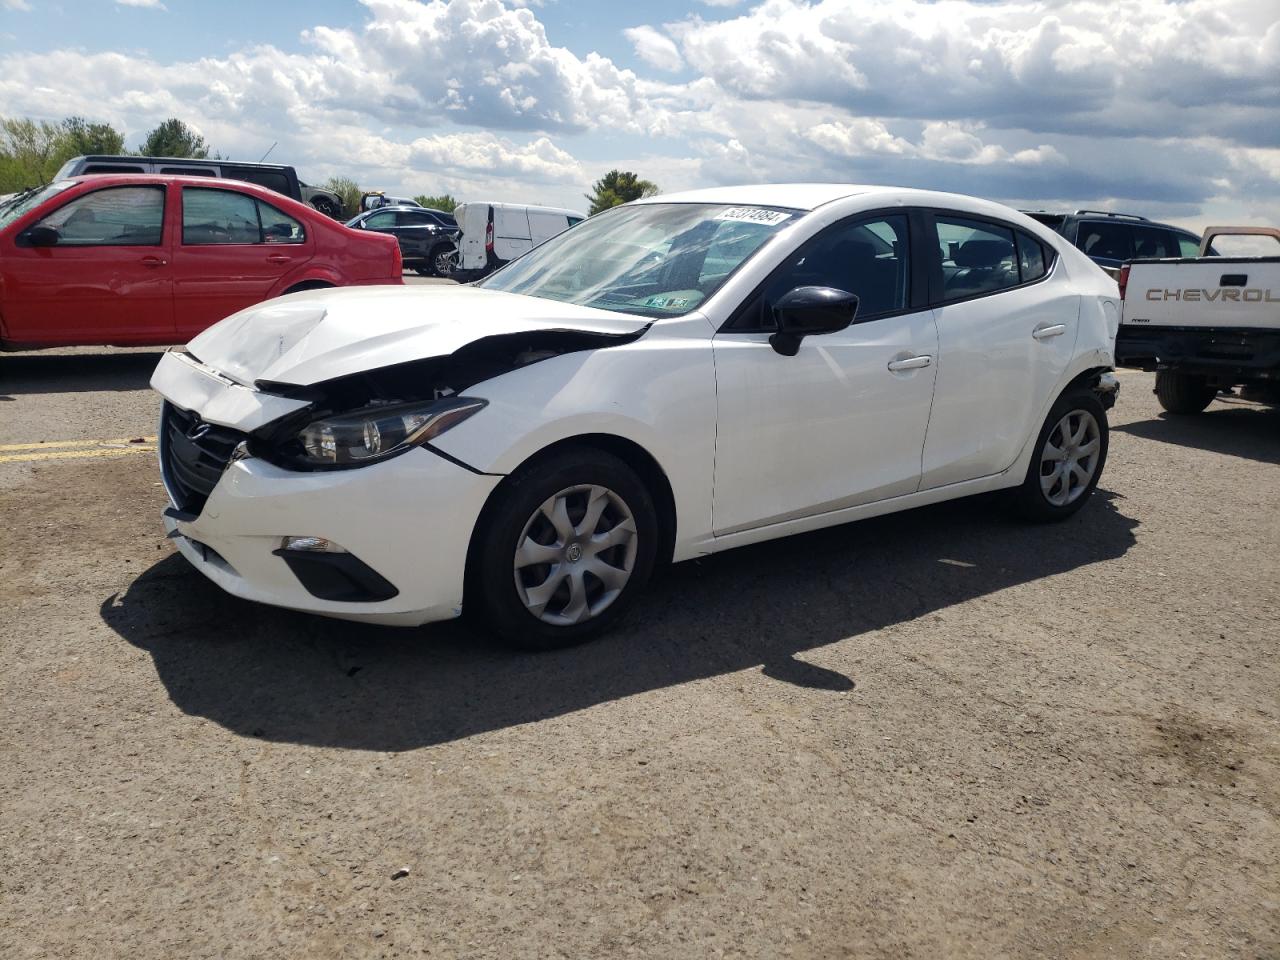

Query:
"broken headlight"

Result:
[[293, 397, 486, 468]]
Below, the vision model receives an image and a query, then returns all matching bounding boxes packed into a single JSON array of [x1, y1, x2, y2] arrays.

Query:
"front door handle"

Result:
[[1033, 324, 1066, 340], [266, 254, 292, 264], [140, 256, 167, 268], [887, 355, 933, 372]]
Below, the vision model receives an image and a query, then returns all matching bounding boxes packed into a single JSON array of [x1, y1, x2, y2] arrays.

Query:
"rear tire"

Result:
[[468, 448, 658, 650], [1155, 370, 1216, 414], [1013, 388, 1109, 522]]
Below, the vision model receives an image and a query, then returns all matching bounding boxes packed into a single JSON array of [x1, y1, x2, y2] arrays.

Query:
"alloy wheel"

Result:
[[513, 484, 638, 626], [1039, 409, 1101, 507]]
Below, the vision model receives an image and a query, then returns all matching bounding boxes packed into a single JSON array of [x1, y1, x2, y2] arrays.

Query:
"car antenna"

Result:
[[258, 141, 277, 163]]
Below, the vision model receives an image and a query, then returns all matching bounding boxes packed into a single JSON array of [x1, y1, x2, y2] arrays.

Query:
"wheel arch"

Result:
[[463, 433, 679, 600], [279, 277, 337, 296]]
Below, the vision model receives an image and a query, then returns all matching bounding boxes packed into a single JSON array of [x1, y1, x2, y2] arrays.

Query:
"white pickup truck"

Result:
[[1115, 226, 1280, 413]]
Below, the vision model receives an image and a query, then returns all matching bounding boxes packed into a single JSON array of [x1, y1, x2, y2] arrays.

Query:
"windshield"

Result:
[[0, 181, 75, 229], [478, 202, 800, 318]]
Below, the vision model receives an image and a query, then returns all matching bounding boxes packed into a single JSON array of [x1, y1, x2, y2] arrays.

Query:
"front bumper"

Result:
[[162, 447, 501, 626]]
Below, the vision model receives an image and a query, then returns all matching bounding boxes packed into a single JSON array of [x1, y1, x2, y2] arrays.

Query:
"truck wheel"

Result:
[[1155, 371, 1217, 414]]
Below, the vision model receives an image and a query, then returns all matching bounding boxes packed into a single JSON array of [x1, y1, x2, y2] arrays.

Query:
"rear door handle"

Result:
[[266, 254, 292, 264], [140, 256, 167, 268], [887, 355, 933, 372], [1033, 324, 1066, 340]]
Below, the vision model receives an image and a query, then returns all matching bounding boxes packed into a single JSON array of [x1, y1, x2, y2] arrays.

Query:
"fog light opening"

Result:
[[280, 536, 348, 554]]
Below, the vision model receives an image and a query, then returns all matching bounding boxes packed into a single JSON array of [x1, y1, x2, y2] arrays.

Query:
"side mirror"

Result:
[[769, 286, 859, 357], [20, 225, 60, 248]]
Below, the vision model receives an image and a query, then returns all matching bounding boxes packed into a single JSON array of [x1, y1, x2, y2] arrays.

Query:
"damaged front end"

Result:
[[155, 325, 649, 515], [248, 326, 649, 471]]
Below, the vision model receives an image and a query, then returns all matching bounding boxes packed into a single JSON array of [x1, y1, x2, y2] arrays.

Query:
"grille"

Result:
[[161, 402, 247, 515]]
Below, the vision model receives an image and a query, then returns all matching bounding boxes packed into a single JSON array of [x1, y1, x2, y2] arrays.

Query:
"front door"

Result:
[[1, 183, 173, 346], [711, 213, 939, 535]]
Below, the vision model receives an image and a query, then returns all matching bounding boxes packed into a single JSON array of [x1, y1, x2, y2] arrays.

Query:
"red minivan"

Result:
[[0, 175, 402, 349]]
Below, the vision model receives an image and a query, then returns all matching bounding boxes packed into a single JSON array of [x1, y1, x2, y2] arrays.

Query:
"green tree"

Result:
[[60, 116, 126, 156], [413, 193, 458, 214], [0, 117, 63, 190], [324, 176, 363, 219], [585, 169, 658, 215], [0, 115, 129, 192], [138, 118, 211, 159]]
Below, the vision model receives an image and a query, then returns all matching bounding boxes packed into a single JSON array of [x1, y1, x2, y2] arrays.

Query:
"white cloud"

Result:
[[2, 0, 32, 10], [2, 0, 1280, 225], [624, 25, 684, 73], [115, 0, 167, 8]]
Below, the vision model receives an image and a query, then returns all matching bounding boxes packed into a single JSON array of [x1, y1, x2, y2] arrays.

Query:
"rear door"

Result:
[[921, 214, 1076, 488], [1, 183, 173, 346], [170, 185, 313, 338], [493, 205, 532, 261]]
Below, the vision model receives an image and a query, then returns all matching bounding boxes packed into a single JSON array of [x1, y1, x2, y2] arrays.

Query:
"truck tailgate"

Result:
[[1123, 259, 1280, 330]]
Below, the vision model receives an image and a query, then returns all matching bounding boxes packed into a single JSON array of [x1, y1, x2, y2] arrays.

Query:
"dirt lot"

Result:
[[1, 347, 1277, 959]]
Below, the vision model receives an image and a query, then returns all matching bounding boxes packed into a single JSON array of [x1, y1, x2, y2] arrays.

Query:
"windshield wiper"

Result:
[[0, 184, 42, 214]]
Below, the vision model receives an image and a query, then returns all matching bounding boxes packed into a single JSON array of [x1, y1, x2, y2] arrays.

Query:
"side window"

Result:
[[34, 186, 164, 246], [567, 217, 584, 227], [183, 188, 261, 244], [1177, 235, 1201, 258], [1132, 226, 1177, 259], [734, 214, 910, 330], [936, 217, 1018, 300], [161, 166, 217, 178], [397, 211, 433, 226], [1076, 221, 1133, 263], [231, 168, 291, 197], [364, 210, 397, 229], [258, 200, 305, 244], [81, 163, 146, 174], [1016, 232, 1048, 282]]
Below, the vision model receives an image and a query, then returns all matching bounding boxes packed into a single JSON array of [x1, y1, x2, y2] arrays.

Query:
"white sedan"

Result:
[[152, 184, 1120, 648]]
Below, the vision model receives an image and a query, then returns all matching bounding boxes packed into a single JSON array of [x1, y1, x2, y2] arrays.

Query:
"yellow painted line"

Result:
[[0, 436, 156, 452], [0, 445, 156, 464]]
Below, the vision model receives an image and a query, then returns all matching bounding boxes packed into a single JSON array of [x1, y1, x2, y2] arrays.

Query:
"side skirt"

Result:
[[676, 469, 1019, 561]]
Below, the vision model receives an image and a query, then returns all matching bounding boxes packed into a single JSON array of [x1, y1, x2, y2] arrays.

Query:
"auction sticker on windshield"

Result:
[[714, 207, 792, 226]]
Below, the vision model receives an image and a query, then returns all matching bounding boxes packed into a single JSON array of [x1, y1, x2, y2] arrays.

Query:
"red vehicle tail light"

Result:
[[485, 210, 494, 254], [1118, 263, 1130, 300]]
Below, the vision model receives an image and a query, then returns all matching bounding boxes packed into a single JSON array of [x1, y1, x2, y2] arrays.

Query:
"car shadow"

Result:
[[0, 351, 165, 395], [1114, 400, 1280, 465], [101, 492, 1138, 752]]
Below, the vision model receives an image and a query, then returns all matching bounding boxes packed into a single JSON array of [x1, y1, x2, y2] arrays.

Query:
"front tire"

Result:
[[469, 449, 658, 650], [1155, 370, 1216, 414], [1014, 388, 1109, 522]]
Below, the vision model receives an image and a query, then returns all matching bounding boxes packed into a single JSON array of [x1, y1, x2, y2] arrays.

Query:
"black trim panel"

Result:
[[273, 549, 400, 603]]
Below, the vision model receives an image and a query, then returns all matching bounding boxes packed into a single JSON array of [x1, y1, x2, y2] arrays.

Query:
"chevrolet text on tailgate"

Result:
[[1116, 226, 1280, 413]]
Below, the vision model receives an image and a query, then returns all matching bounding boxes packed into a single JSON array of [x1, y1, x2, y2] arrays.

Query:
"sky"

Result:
[[1, 0, 1278, 231]]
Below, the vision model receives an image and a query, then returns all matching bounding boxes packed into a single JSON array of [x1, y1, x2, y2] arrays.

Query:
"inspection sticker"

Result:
[[715, 207, 791, 226]]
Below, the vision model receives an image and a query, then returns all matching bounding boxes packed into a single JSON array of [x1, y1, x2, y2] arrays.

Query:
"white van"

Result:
[[453, 202, 585, 279]]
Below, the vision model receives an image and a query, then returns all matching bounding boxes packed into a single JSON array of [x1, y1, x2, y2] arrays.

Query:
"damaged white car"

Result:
[[152, 184, 1120, 648]]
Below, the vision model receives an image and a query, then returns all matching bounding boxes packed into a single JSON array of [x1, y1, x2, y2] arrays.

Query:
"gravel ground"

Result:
[[1, 351, 1277, 959]]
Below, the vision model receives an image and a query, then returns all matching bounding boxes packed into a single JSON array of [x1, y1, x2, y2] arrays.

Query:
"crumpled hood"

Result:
[[187, 285, 651, 387]]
